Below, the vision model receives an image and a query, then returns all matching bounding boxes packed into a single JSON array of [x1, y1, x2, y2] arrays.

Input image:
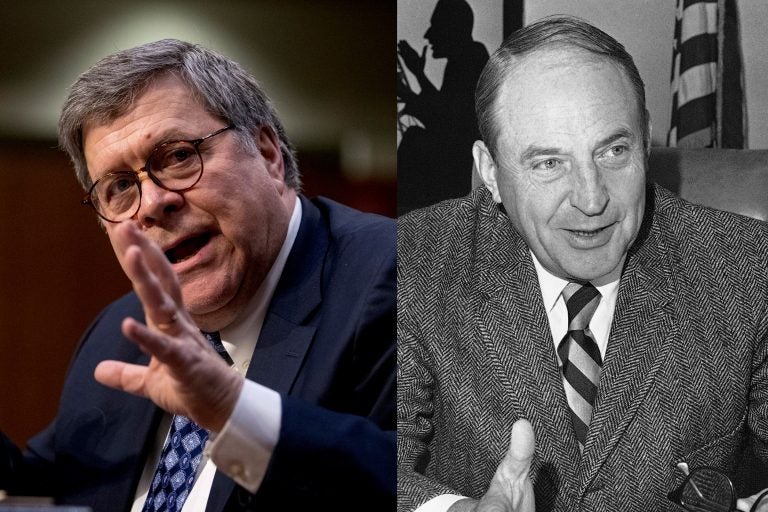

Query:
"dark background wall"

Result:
[[0, 1, 395, 448]]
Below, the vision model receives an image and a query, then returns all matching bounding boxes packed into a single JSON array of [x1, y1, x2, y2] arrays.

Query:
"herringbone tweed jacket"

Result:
[[398, 184, 768, 512]]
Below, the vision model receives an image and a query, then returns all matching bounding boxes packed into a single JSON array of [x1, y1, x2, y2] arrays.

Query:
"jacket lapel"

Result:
[[206, 195, 325, 512], [577, 188, 676, 493], [474, 192, 581, 489]]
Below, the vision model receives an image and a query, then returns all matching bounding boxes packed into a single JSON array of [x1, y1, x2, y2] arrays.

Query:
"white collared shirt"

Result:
[[131, 198, 302, 512], [414, 251, 622, 512], [530, 251, 622, 362]]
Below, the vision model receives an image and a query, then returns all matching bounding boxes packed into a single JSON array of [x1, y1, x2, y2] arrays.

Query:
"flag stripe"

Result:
[[678, 62, 717, 106], [676, 93, 716, 139], [678, 33, 718, 73], [682, 0, 716, 10], [680, 1, 717, 42]]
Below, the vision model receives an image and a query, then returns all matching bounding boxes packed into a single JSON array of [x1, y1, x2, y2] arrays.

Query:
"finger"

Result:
[[121, 317, 194, 370], [421, 45, 428, 59], [116, 223, 182, 304], [94, 360, 148, 397], [504, 419, 535, 479], [123, 245, 180, 330], [484, 419, 535, 508]]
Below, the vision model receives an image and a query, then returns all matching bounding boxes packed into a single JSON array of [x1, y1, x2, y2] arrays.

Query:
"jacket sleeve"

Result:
[[397, 320, 465, 512]]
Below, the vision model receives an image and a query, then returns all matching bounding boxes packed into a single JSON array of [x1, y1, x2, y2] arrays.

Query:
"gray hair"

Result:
[[476, 15, 649, 161], [58, 38, 300, 190]]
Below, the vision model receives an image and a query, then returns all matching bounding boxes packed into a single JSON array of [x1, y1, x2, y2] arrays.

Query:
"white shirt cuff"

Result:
[[414, 494, 466, 512], [206, 379, 282, 493]]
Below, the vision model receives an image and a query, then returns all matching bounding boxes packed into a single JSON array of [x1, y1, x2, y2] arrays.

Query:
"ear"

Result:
[[256, 126, 285, 182], [472, 140, 503, 203]]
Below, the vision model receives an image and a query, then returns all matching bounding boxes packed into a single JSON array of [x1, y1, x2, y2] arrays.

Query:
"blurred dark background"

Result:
[[0, 1, 395, 447]]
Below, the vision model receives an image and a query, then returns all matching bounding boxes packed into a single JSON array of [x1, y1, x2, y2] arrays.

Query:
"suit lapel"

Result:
[[577, 188, 677, 493], [206, 195, 325, 512], [474, 193, 581, 488]]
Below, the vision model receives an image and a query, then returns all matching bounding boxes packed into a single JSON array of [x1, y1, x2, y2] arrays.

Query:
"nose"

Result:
[[424, 25, 433, 40], [569, 160, 609, 216], [135, 171, 184, 227]]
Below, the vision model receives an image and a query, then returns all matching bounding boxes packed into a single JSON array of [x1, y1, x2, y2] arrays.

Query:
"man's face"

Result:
[[83, 75, 296, 330], [477, 49, 647, 282]]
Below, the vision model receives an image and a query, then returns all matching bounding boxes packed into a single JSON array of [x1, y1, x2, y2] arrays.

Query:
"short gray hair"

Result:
[[58, 38, 300, 190], [476, 15, 649, 161]]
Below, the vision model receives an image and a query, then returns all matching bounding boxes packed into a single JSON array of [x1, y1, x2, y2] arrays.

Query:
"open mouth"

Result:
[[164, 233, 212, 264], [568, 227, 605, 236]]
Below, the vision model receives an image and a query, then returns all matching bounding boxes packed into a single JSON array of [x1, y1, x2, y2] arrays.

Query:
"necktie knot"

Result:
[[562, 281, 601, 331], [202, 330, 234, 366]]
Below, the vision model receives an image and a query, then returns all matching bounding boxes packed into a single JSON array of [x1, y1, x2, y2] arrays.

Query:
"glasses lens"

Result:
[[92, 172, 140, 222], [681, 468, 733, 512], [148, 141, 202, 190]]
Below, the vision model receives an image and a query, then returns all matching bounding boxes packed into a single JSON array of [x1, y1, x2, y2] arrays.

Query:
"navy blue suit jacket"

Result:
[[0, 195, 396, 511]]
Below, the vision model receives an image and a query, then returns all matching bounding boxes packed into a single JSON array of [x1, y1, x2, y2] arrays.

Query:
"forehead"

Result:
[[83, 76, 212, 173], [494, 48, 641, 150]]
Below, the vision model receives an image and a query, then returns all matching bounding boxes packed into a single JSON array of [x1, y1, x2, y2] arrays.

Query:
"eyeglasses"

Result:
[[82, 124, 235, 223], [668, 466, 768, 512]]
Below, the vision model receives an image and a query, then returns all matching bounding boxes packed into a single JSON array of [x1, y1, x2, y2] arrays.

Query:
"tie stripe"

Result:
[[558, 282, 602, 451]]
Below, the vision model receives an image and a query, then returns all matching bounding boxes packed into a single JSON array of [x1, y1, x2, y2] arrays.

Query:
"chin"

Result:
[[182, 287, 236, 327]]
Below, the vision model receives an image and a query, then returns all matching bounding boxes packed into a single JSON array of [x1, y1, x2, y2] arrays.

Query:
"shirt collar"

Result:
[[220, 198, 302, 366], [530, 250, 623, 311]]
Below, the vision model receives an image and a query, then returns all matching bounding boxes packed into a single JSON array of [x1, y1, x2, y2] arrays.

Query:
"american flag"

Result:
[[668, 0, 745, 148]]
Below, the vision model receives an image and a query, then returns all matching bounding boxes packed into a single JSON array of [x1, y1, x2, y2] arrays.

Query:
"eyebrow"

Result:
[[518, 129, 637, 162], [594, 129, 636, 150], [519, 145, 564, 162]]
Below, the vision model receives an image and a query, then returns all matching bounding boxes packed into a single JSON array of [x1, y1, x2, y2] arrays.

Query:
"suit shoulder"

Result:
[[398, 189, 485, 265], [312, 196, 394, 247], [653, 185, 768, 251]]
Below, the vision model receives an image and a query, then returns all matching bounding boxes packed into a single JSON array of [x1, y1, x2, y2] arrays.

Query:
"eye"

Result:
[[104, 175, 135, 198], [532, 158, 562, 171], [608, 145, 627, 157], [601, 144, 632, 165], [170, 148, 194, 163], [153, 142, 198, 172]]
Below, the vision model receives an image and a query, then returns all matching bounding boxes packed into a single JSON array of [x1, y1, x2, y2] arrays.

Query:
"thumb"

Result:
[[420, 45, 428, 60], [503, 419, 535, 480], [482, 419, 536, 511]]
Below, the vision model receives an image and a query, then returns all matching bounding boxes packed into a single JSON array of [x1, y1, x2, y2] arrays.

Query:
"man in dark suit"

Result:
[[0, 39, 394, 511], [398, 16, 768, 512]]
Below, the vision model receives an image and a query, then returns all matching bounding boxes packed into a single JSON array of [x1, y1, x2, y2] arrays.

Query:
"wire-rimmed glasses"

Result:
[[82, 124, 235, 223], [668, 466, 768, 512]]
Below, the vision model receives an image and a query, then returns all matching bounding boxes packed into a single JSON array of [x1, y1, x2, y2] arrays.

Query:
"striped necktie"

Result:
[[557, 282, 602, 451], [142, 331, 233, 512]]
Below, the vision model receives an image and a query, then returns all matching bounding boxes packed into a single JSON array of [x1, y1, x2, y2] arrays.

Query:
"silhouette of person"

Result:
[[397, 0, 489, 215]]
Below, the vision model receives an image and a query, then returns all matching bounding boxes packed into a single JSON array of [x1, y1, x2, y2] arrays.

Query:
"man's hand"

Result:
[[448, 420, 536, 512], [94, 222, 243, 432], [397, 40, 427, 77]]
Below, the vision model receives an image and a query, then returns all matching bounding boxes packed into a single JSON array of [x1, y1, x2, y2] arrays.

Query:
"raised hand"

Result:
[[397, 40, 427, 76], [449, 420, 536, 512], [94, 221, 243, 432]]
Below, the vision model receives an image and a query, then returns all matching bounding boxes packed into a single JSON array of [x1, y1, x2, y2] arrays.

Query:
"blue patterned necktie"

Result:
[[142, 331, 233, 512]]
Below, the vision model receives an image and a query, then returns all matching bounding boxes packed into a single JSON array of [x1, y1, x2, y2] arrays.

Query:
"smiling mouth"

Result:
[[567, 225, 610, 237], [165, 233, 212, 264]]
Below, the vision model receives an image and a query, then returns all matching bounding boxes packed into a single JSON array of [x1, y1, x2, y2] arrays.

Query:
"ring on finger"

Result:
[[156, 313, 178, 331]]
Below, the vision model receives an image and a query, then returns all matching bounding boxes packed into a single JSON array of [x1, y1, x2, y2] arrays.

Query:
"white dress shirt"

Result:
[[414, 251, 622, 512], [131, 198, 302, 512]]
